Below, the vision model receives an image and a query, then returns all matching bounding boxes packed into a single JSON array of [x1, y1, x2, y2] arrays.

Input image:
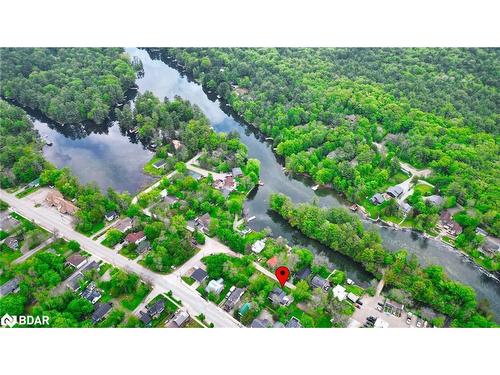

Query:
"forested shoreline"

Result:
[[0, 48, 137, 125], [269, 193, 496, 327], [163, 48, 499, 239]]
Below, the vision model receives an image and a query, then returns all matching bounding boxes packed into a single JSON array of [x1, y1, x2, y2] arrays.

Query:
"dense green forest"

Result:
[[269, 193, 496, 328], [0, 100, 47, 188], [164, 48, 499, 237], [0, 48, 137, 124]]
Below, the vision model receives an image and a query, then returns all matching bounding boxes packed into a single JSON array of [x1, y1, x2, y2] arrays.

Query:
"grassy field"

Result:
[[414, 183, 434, 196]]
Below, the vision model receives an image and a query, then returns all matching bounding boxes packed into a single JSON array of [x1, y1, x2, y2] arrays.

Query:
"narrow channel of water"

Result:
[[21, 47, 498, 321], [127, 48, 500, 321]]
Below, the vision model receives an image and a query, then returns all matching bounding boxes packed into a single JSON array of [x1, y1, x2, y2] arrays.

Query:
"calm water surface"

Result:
[[27, 47, 499, 321]]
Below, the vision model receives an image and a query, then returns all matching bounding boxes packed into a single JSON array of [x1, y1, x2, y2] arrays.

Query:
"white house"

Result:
[[251, 239, 266, 254], [205, 278, 224, 295], [332, 285, 347, 301]]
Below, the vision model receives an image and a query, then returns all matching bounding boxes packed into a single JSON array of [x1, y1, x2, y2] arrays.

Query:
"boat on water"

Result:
[[312, 185, 319, 191]]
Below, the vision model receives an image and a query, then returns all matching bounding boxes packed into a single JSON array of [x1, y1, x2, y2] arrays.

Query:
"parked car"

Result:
[[406, 317, 412, 325], [377, 305, 383, 312], [416, 320, 422, 328]]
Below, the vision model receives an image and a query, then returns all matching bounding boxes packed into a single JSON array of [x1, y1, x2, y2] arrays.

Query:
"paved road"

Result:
[[0, 189, 241, 328]]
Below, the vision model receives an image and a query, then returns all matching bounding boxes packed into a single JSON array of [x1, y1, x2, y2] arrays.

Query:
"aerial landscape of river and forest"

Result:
[[0, 47, 498, 329]]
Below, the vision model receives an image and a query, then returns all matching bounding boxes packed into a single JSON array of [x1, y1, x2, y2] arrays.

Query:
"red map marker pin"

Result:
[[275, 266, 290, 288]]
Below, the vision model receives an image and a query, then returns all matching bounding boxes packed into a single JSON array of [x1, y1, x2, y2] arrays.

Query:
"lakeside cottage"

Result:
[[370, 193, 385, 205], [386, 185, 404, 198]]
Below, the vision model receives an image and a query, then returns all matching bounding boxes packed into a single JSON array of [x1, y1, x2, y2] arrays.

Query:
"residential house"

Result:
[[251, 239, 266, 254], [66, 272, 84, 291], [332, 285, 347, 301], [168, 310, 190, 328], [139, 311, 152, 326], [172, 139, 184, 151], [187, 170, 203, 181], [195, 213, 211, 233], [0, 214, 20, 232], [223, 175, 236, 191], [310, 275, 330, 291], [205, 278, 224, 295], [285, 316, 302, 328], [113, 217, 134, 233], [231, 167, 243, 178], [370, 193, 385, 205], [268, 287, 292, 306], [136, 240, 151, 254], [223, 287, 245, 311], [399, 202, 412, 215], [66, 254, 87, 269], [480, 238, 500, 257], [92, 303, 113, 324], [148, 299, 166, 319], [4, 236, 19, 250], [80, 283, 102, 304], [424, 195, 444, 206], [105, 211, 117, 221], [27, 178, 40, 188], [45, 190, 78, 215], [250, 318, 271, 328], [266, 256, 278, 269], [0, 277, 20, 297], [386, 185, 404, 198], [238, 302, 251, 317], [152, 159, 166, 169], [273, 321, 285, 328], [295, 267, 311, 281], [125, 231, 146, 245], [190, 268, 208, 284], [81, 260, 100, 274], [162, 193, 178, 206]]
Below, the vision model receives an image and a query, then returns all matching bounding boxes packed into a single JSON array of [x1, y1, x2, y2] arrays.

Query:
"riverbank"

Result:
[[157, 50, 499, 280]]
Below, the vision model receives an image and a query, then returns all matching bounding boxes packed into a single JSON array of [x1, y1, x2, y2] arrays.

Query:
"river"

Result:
[[29, 47, 500, 321]]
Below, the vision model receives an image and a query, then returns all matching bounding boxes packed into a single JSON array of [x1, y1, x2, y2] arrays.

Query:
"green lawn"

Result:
[[119, 246, 139, 260], [144, 156, 167, 176], [414, 183, 434, 196], [101, 232, 124, 248], [78, 221, 105, 237], [121, 283, 152, 311], [389, 171, 408, 184], [15, 186, 40, 198], [0, 244, 22, 265], [181, 276, 195, 285]]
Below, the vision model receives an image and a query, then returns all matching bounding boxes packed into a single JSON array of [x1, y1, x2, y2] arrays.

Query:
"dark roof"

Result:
[[224, 288, 245, 310], [80, 287, 102, 304], [386, 185, 403, 197], [81, 261, 100, 273], [285, 317, 302, 328], [295, 267, 311, 280], [66, 254, 86, 267], [139, 311, 152, 325], [92, 303, 112, 323], [371, 193, 385, 205], [250, 318, 271, 328], [66, 273, 84, 291], [0, 277, 20, 296], [232, 167, 243, 177], [191, 268, 208, 283], [136, 241, 151, 254], [148, 299, 165, 317], [310, 275, 330, 289]]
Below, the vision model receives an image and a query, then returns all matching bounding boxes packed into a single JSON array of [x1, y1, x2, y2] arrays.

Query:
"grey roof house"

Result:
[[223, 287, 245, 311], [0, 277, 20, 297], [191, 268, 208, 283], [92, 303, 113, 324], [310, 275, 331, 291], [370, 193, 385, 205]]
